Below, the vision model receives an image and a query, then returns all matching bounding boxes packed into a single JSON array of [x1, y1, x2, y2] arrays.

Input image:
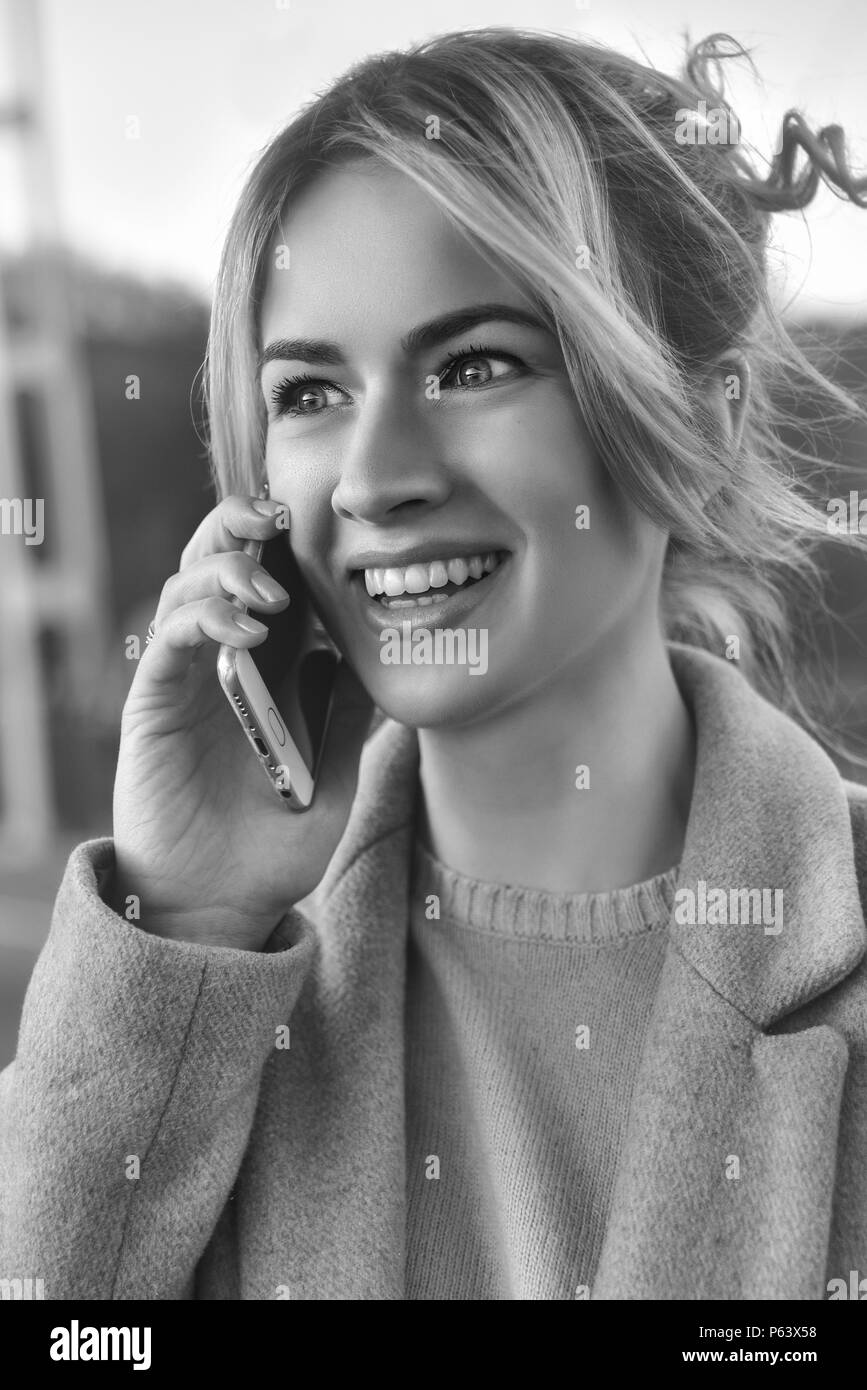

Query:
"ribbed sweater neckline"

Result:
[[411, 838, 679, 944]]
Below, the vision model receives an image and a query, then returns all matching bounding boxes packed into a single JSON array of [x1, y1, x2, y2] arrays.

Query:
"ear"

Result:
[[691, 351, 751, 509], [704, 350, 751, 455]]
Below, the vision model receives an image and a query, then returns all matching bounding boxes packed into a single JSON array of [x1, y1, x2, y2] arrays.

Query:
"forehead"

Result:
[[258, 163, 526, 348]]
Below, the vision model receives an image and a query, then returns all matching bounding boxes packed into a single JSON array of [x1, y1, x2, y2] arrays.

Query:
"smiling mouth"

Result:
[[355, 551, 508, 608]]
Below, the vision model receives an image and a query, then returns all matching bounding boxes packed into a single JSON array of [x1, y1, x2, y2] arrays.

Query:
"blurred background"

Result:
[[0, 0, 865, 1063]]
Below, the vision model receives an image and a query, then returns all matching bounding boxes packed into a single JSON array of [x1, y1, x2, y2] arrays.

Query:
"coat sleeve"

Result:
[[0, 837, 317, 1300]]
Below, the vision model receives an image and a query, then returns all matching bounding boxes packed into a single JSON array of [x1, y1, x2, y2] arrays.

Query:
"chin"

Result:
[[362, 665, 500, 730]]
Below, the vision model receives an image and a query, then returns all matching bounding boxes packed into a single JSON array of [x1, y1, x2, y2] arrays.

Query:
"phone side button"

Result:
[[267, 707, 287, 747]]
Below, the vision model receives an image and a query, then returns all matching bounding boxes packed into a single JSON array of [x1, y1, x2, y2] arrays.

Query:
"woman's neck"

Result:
[[415, 633, 695, 894]]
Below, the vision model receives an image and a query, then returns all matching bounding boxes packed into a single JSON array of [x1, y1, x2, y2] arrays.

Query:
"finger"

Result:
[[179, 495, 291, 570], [153, 548, 290, 631], [134, 596, 268, 690]]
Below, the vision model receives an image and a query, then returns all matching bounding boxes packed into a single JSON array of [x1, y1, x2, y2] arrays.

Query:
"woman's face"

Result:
[[259, 162, 668, 728]]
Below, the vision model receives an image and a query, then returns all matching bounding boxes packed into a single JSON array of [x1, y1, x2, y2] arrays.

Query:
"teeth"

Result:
[[362, 552, 502, 598], [387, 592, 439, 608], [403, 563, 432, 594], [383, 568, 407, 597]]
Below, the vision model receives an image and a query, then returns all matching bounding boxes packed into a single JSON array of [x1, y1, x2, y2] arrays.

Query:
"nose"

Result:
[[331, 384, 451, 523]]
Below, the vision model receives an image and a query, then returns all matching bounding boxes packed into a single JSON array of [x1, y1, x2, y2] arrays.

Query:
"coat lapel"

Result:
[[593, 644, 866, 1299], [283, 716, 419, 1298], [590, 949, 852, 1298]]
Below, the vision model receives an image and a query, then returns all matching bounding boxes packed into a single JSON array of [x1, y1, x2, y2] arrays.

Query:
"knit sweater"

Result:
[[404, 842, 678, 1299], [1, 643, 867, 1299]]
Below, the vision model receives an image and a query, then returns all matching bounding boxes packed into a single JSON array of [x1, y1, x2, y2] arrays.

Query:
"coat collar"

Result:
[[666, 642, 865, 1025], [321, 640, 865, 1027], [310, 642, 865, 1298]]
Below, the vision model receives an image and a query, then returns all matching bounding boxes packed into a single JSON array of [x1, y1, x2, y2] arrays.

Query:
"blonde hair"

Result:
[[204, 27, 867, 746]]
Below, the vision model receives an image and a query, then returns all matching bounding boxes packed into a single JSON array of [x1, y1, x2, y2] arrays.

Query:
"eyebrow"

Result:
[[256, 302, 551, 379]]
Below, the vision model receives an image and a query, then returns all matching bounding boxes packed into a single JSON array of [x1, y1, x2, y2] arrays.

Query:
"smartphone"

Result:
[[217, 523, 340, 810]]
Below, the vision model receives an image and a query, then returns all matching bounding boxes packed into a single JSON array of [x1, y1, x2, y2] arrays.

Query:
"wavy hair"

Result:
[[203, 26, 867, 751]]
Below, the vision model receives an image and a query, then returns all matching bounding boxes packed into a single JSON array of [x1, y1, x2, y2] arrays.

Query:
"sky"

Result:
[[1, 0, 866, 317]]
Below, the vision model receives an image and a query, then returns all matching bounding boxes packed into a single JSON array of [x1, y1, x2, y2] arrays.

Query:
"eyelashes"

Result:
[[269, 371, 334, 418], [267, 342, 522, 419]]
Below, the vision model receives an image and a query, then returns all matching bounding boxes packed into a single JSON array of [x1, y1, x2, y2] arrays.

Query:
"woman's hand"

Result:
[[110, 495, 374, 950]]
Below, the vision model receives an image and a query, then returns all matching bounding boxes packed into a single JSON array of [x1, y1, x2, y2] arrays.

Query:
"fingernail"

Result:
[[233, 613, 268, 634], [251, 571, 289, 602], [251, 498, 286, 517]]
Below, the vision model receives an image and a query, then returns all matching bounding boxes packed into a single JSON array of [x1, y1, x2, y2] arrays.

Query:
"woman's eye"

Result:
[[269, 374, 345, 419], [438, 348, 520, 391]]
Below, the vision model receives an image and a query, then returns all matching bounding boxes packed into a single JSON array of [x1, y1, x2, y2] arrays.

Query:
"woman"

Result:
[[2, 26, 867, 1301]]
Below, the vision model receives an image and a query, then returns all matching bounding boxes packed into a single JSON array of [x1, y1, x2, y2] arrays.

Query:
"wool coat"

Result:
[[1, 642, 866, 1299]]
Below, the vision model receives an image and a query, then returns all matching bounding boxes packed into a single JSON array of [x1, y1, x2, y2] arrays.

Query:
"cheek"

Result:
[[266, 444, 334, 537], [264, 453, 340, 616], [520, 441, 658, 624], [492, 406, 620, 561], [487, 385, 606, 513]]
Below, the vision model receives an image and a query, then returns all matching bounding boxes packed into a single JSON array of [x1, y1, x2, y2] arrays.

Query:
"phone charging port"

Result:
[[251, 735, 269, 758]]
